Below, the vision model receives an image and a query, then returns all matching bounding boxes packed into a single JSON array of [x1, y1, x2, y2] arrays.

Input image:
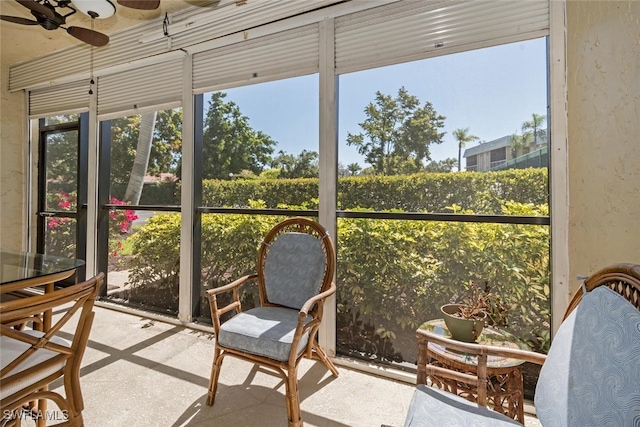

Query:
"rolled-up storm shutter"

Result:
[[192, 23, 319, 93], [335, 0, 549, 74], [97, 59, 183, 118], [29, 80, 90, 118]]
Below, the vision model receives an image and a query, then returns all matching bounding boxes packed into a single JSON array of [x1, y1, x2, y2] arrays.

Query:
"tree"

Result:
[[452, 127, 479, 172], [44, 128, 79, 194], [510, 131, 533, 158], [110, 109, 182, 199], [124, 112, 156, 205], [270, 149, 319, 178], [510, 113, 545, 158], [346, 87, 446, 175], [41, 115, 81, 195], [346, 163, 362, 176], [521, 113, 546, 147], [386, 155, 425, 175], [338, 162, 348, 178], [425, 158, 457, 173], [201, 92, 276, 180]]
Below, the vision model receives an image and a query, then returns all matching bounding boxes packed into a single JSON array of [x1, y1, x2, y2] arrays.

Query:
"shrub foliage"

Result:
[[125, 169, 551, 363]]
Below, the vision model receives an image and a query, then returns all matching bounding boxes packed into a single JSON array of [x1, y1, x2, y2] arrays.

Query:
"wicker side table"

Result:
[[418, 319, 530, 423]]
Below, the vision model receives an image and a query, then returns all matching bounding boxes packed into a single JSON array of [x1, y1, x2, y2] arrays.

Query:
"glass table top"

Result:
[[0, 250, 85, 285]]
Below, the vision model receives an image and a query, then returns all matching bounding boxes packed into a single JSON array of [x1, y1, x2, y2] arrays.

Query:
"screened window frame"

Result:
[[20, 0, 568, 362]]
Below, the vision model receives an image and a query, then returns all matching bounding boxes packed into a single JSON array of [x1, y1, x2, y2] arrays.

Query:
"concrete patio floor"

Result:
[[39, 304, 541, 426]]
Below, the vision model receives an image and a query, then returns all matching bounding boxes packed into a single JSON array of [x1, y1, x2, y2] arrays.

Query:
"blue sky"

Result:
[[210, 37, 547, 169]]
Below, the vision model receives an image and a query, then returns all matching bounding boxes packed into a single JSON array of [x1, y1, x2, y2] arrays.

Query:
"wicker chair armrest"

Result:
[[299, 282, 336, 316], [290, 282, 336, 343], [286, 283, 336, 366], [416, 328, 547, 365], [424, 364, 480, 385], [206, 274, 258, 297], [206, 274, 258, 324]]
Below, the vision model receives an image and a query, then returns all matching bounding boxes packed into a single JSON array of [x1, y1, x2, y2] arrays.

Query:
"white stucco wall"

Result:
[[566, 0, 640, 288], [0, 62, 26, 251]]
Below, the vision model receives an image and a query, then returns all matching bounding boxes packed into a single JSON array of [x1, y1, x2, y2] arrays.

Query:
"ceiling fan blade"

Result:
[[0, 15, 39, 25], [117, 0, 160, 10], [66, 26, 110, 47], [15, 0, 55, 19]]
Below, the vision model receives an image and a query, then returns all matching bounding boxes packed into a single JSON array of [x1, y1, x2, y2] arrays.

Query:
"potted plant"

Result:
[[441, 280, 509, 342]]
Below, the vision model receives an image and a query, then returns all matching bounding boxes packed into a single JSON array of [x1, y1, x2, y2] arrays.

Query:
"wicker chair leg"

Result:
[[65, 366, 86, 417], [313, 342, 339, 377], [69, 313, 95, 416], [285, 367, 302, 427], [206, 347, 224, 406]]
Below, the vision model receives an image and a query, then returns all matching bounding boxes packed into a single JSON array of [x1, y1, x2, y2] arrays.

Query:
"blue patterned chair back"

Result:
[[535, 286, 640, 426], [263, 232, 326, 310]]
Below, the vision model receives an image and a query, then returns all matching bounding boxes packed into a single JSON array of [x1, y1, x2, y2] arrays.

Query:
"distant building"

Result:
[[464, 134, 548, 172]]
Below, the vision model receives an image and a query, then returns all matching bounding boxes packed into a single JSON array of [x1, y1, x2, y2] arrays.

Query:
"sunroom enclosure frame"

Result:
[[12, 0, 567, 372]]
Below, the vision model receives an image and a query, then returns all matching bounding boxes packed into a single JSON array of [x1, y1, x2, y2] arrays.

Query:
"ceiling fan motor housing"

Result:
[[37, 16, 62, 30], [71, 0, 116, 19], [31, 6, 65, 30]]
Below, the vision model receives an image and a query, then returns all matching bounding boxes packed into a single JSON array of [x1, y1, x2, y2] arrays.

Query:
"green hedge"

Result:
[[110, 181, 180, 205], [202, 179, 319, 209], [200, 168, 547, 213], [337, 169, 547, 213], [117, 168, 547, 214]]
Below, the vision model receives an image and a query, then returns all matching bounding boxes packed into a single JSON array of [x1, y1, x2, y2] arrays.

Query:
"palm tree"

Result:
[[124, 111, 157, 205], [453, 128, 479, 172], [346, 163, 362, 176], [522, 113, 546, 147], [510, 132, 532, 158]]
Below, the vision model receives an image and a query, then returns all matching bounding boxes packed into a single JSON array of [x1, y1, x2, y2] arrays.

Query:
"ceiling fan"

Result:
[[0, 0, 160, 47]]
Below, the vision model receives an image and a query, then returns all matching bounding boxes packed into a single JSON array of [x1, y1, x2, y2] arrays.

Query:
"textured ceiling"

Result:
[[0, 0, 208, 67]]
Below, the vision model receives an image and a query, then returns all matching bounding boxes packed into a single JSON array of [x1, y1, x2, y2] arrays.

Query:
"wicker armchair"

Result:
[[1, 272, 103, 427], [205, 217, 339, 427], [405, 263, 640, 426]]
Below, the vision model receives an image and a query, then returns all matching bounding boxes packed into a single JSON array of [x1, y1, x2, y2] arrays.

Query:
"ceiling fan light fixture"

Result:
[[72, 0, 116, 19]]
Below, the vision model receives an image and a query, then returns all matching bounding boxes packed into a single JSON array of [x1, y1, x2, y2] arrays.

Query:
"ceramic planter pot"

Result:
[[441, 303, 486, 342]]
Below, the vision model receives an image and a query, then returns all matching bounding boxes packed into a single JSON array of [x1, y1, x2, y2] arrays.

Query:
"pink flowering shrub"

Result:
[[46, 191, 138, 257], [44, 191, 76, 257], [107, 197, 138, 257], [109, 197, 139, 234], [56, 190, 74, 210], [109, 197, 138, 257]]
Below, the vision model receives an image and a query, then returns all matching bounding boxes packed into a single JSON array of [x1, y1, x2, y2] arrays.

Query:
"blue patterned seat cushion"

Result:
[[264, 232, 326, 310], [404, 384, 521, 427], [535, 286, 640, 426], [217, 307, 313, 362]]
